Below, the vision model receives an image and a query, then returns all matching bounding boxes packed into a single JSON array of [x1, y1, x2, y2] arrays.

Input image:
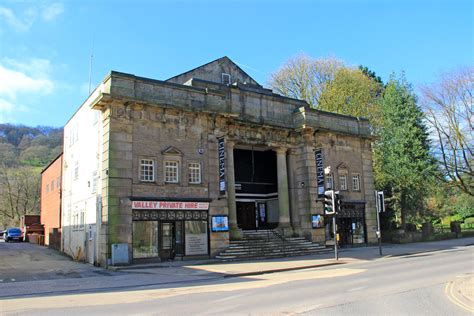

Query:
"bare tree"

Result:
[[0, 165, 40, 227], [421, 67, 473, 196], [268, 54, 343, 108]]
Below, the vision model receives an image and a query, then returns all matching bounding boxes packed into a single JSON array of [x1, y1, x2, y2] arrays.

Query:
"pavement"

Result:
[[0, 237, 473, 305]]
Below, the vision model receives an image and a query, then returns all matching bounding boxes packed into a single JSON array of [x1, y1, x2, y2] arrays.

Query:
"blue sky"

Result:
[[0, 0, 472, 127]]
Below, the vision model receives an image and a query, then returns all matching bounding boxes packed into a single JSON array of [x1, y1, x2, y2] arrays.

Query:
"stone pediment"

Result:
[[162, 146, 183, 156], [336, 162, 349, 170], [166, 56, 261, 87]]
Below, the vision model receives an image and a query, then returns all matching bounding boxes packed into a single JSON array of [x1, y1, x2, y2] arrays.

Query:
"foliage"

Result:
[[0, 124, 62, 227], [0, 165, 41, 227], [0, 124, 62, 168], [318, 67, 383, 128], [268, 54, 343, 108], [421, 67, 473, 196], [373, 73, 436, 229]]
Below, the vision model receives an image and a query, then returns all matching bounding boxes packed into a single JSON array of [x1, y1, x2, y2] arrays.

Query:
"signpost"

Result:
[[375, 191, 385, 256]]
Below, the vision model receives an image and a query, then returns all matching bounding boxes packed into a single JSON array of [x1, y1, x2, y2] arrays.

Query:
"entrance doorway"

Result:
[[158, 221, 185, 260], [237, 202, 256, 230]]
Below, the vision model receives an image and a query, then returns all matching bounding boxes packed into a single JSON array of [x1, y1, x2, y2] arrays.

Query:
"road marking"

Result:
[[212, 292, 249, 303], [347, 286, 367, 292], [444, 281, 474, 313]]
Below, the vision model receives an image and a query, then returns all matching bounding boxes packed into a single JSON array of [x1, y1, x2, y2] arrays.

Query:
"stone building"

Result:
[[61, 57, 377, 266]]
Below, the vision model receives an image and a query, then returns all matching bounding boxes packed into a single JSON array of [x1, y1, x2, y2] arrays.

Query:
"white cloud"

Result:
[[0, 3, 64, 32], [41, 3, 64, 21], [0, 58, 54, 100], [0, 58, 54, 123], [0, 7, 34, 32], [0, 99, 28, 123]]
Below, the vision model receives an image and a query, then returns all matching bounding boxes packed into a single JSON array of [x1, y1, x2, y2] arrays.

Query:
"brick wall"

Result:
[[40, 154, 62, 247]]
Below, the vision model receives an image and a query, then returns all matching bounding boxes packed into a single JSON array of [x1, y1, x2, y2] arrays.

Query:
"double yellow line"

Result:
[[445, 280, 473, 313]]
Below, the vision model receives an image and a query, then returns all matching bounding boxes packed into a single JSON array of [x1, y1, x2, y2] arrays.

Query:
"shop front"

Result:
[[325, 202, 367, 247], [131, 199, 210, 261]]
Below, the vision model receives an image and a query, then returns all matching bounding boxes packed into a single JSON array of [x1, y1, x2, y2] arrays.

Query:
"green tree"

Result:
[[318, 67, 383, 127], [374, 73, 435, 229]]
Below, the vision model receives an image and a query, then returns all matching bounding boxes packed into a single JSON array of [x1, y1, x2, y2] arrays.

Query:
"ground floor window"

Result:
[[132, 221, 159, 258]]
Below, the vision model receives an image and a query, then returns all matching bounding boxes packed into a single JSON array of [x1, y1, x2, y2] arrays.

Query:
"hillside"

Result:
[[0, 124, 63, 168]]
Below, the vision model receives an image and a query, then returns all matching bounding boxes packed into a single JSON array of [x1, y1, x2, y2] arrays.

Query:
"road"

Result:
[[1, 242, 472, 315]]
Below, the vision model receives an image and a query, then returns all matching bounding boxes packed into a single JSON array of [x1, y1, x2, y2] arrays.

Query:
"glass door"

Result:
[[159, 222, 175, 260]]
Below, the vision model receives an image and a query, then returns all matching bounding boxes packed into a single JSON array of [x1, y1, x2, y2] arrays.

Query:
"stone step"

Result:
[[216, 249, 332, 261]]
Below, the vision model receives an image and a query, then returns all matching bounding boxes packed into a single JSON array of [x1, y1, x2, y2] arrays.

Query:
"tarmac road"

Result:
[[1, 240, 472, 315]]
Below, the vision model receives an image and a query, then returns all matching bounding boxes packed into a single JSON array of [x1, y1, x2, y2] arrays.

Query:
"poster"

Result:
[[311, 214, 324, 228], [211, 215, 229, 232]]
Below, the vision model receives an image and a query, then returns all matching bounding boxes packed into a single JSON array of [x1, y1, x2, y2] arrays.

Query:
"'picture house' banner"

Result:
[[218, 136, 226, 195], [315, 149, 325, 198]]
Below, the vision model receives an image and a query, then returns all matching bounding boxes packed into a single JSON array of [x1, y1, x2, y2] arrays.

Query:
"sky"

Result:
[[0, 0, 472, 127]]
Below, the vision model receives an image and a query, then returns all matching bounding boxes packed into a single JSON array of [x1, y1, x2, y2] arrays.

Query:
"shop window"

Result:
[[339, 175, 348, 191], [165, 161, 179, 183], [185, 221, 208, 255], [133, 221, 159, 259], [140, 159, 155, 182], [188, 162, 201, 184], [352, 174, 360, 191]]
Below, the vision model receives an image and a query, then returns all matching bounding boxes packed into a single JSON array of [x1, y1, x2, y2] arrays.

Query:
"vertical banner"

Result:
[[315, 149, 325, 198], [217, 136, 226, 195]]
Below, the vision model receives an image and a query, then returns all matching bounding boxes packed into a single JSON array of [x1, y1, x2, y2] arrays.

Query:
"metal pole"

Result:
[[333, 215, 338, 260], [376, 205, 382, 256], [375, 191, 382, 256]]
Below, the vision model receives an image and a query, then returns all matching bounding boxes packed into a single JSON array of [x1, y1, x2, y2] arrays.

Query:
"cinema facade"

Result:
[[61, 57, 377, 266]]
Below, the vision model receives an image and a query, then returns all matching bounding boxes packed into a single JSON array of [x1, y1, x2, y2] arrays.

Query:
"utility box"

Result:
[[111, 243, 129, 265]]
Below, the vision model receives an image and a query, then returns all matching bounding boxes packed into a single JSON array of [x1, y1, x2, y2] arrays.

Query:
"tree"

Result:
[[421, 67, 473, 196], [318, 67, 383, 127], [374, 73, 435, 229], [0, 165, 40, 227], [268, 54, 343, 108]]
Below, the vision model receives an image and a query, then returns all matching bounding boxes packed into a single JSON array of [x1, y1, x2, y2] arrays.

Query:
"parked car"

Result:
[[4, 228, 23, 242]]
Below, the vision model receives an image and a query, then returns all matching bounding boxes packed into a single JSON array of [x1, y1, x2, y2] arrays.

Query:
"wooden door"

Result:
[[237, 202, 257, 230]]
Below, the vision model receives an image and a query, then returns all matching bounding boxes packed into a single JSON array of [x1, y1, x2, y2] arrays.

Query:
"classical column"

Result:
[[226, 141, 241, 239], [276, 147, 291, 229]]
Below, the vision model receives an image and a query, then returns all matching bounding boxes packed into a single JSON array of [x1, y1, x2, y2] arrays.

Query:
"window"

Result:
[[74, 161, 79, 180], [188, 162, 201, 184], [326, 173, 333, 189], [92, 171, 98, 193], [339, 175, 348, 191], [51, 180, 54, 191], [80, 211, 85, 228], [352, 174, 360, 191], [56, 177, 61, 189], [140, 159, 155, 182], [165, 161, 179, 183], [46, 184, 50, 194], [222, 73, 231, 85]]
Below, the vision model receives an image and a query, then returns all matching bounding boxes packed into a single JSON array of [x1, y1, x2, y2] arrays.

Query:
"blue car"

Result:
[[4, 228, 23, 242]]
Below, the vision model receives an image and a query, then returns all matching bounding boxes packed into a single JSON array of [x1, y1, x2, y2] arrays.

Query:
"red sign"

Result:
[[132, 201, 209, 210]]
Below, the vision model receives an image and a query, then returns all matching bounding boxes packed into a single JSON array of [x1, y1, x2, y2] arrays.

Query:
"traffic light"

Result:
[[324, 190, 335, 215], [334, 191, 342, 213]]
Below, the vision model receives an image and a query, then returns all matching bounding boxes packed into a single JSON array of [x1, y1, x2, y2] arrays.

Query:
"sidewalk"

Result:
[[1, 237, 473, 299]]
